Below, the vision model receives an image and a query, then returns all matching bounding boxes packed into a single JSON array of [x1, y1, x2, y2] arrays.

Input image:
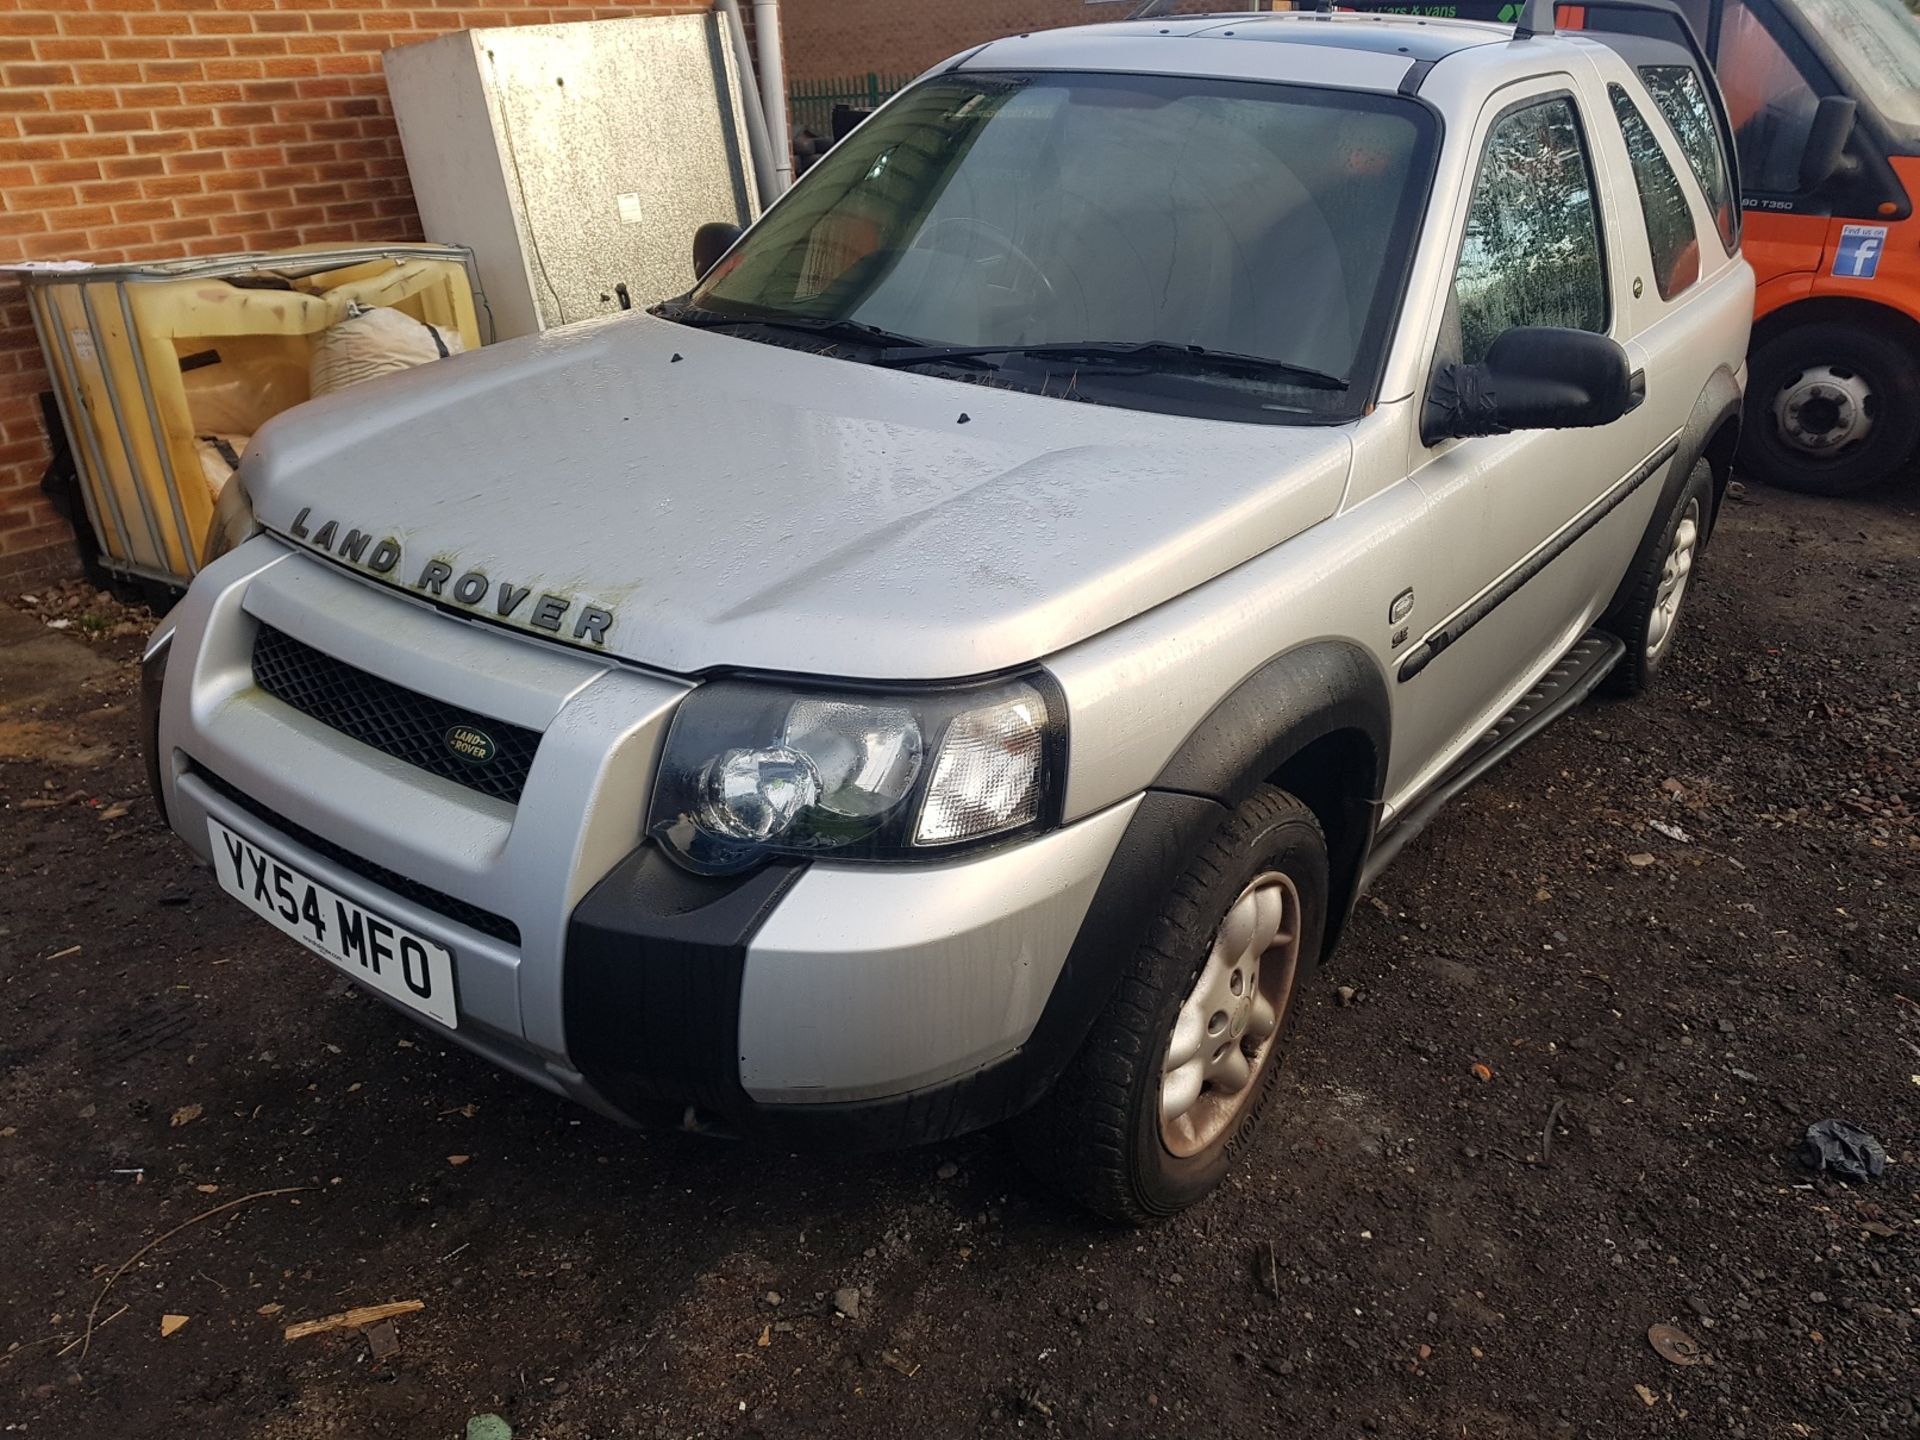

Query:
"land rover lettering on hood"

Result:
[[280, 505, 616, 647], [145, 2, 1752, 1222]]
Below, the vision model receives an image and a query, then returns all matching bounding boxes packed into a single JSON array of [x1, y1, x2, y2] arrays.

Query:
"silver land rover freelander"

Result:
[[144, 2, 1753, 1220]]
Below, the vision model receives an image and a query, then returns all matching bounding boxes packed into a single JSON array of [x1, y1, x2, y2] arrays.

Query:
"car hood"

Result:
[[244, 313, 1353, 680]]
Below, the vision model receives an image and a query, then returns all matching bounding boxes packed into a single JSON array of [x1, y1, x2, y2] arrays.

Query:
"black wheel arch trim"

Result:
[[1149, 639, 1389, 961], [1600, 365, 1741, 626], [1674, 362, 1743, 538], [1151, 640, 1391, 809]]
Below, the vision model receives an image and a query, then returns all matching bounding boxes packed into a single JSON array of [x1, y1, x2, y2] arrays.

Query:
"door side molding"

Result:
[[1398, 433, 1680, 682]]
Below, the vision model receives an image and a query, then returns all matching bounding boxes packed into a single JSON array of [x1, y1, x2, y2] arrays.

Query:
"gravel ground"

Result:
[[1, 483, 1916, 1440]]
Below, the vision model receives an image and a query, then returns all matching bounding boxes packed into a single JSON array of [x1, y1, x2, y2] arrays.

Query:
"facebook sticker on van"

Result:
[[1832, 225, 1887, 280]]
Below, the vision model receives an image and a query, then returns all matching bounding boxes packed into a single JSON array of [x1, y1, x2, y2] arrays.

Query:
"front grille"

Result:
[[251, 624, 540, 804], [194, 766, 522, 946]]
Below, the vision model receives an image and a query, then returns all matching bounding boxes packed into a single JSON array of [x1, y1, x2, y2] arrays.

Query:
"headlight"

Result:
[[648, 675, 1063, 873]]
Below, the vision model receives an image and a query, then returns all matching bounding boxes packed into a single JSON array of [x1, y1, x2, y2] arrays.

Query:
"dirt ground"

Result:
[[2, 485, 1917, 1440]]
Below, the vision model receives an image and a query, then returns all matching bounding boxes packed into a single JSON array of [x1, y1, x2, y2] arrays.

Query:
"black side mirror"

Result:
[[692, 221, 743, 281], [1799, 95, 1858, 193], [1423, 327, 1632, 445]]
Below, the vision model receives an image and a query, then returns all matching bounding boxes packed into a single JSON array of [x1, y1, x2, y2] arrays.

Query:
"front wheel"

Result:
[[1740, 320, 1920, 495], [1013, 785, 1327, 1223]]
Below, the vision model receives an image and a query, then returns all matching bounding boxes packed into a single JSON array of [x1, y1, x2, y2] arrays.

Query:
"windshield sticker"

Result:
[[1832, 225, 1887, 280]]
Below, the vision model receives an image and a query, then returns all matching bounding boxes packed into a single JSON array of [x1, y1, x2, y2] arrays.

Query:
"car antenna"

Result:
[[1513, 0, 1556, 38]]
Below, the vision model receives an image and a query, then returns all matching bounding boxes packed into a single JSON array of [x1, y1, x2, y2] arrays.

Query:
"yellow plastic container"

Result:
[[7, 244, 485, 587]]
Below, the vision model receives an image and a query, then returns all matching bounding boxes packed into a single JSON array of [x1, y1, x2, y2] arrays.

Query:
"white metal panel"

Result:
[[385, 15, 759, 339], [385, 32, 540, 340]]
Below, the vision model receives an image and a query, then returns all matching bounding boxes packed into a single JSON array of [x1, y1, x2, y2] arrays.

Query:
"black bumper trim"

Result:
[[141, 633, 171, 827], [563, 846, 804, 1116]]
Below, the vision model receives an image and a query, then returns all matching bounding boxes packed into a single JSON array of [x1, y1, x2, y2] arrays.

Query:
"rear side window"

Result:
[[1609, 84, 1704, 300], [1451, 97, 1608, 366], [1639, 65, 1738, 252]]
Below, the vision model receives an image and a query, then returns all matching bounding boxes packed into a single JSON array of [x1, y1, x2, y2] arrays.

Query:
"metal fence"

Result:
[[787, 73, 912, 138]]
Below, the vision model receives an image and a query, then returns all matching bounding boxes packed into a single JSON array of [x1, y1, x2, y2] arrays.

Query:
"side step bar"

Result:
[[1360, 629, 1625, 891]]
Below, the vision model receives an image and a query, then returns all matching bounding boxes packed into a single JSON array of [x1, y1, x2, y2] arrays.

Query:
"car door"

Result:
[[1394, 79, 1634, 803]]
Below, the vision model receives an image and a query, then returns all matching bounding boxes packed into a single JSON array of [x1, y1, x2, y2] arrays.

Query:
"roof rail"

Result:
[[1125, 0, 1558, 30], [1513, 0, 1557, 38], [1125, 0, 1275, 18]]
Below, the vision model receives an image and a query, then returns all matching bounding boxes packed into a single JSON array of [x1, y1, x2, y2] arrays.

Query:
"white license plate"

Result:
[[208, 818, 458, 1029]]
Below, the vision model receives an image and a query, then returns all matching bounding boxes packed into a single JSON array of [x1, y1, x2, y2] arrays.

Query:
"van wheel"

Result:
[[1013, 786, 1326, 1224], [1740, 321, 1920, 495], [1602, 457, 1713, 698]]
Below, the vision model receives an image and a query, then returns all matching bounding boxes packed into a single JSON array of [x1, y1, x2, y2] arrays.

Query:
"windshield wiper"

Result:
[[871, 339, 1349, 391], [653, 302, 931, 352]]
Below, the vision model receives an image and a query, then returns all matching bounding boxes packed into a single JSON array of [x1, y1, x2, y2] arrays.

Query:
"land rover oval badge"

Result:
[[445, 724, 496, 765]]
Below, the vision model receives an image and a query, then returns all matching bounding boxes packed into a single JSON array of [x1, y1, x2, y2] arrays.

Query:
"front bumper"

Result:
[[148, 538, 1144, 1147]]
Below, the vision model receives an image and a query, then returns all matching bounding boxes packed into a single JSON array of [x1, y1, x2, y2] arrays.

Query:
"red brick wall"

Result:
[[779, 0, 1261, 85], [0, 0, 706, 585]]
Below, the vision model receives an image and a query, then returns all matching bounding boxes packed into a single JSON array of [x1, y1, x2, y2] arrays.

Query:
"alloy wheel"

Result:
[[1159, 870, 1301, 1158]]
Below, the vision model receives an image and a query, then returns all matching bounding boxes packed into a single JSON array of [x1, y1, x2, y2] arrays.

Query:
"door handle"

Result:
[[1626, 369, 1647, 413]]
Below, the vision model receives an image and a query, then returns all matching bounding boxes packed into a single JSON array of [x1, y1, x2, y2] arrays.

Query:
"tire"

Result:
[[1739, 320, 1920, 496], [1601, 457, 1714, 698], [1012, 785, 1328, 1224]]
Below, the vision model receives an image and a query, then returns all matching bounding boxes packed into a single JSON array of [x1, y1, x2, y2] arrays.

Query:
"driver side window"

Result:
[[1716, 0, 1820, 194], [1451, 97, 1609, 367]]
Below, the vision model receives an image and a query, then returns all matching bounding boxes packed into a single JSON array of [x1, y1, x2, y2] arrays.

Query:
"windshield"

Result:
[[686, 72, 1437, 423], [1784, 0, 1920, 130]]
